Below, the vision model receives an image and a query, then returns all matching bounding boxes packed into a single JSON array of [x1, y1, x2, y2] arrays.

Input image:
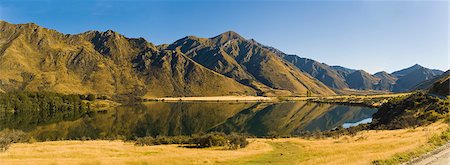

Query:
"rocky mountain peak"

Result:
[[210, 31, 244, 45]]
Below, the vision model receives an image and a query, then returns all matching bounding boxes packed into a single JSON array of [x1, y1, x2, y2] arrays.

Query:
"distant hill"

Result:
[[392, 65, 444, 92], [263, 46, 443, 92], [373, 71, 397, 91], [414, 70, 449, 96], [414, 70, 450, 91], [283, 55, 348, 89], [392, 64, 443, 77], [344, 70, 379, 90]]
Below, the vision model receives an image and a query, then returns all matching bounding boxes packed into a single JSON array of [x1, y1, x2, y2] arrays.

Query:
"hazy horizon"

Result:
[[0, 0, 448, 74]]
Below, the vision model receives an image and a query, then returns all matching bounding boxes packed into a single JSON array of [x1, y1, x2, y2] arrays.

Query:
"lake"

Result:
[[0, 101, 377, 140]]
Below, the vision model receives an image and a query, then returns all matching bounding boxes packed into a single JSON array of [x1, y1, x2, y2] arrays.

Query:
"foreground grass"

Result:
[[0, 122, 447, 165]]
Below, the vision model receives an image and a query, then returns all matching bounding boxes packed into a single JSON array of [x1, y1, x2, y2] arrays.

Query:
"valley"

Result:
[[0, 20, 449, 165]]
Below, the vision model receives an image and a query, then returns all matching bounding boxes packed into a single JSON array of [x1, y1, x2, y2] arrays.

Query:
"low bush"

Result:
[[0, 129, 28, 152], [135, 132, 248, 149]]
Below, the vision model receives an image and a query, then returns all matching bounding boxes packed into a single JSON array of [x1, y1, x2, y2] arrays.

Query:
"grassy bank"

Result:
[[0, 122, 447, 165]]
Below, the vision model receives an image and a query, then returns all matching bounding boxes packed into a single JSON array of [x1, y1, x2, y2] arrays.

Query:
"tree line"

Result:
[[0, 91, 93, 131]]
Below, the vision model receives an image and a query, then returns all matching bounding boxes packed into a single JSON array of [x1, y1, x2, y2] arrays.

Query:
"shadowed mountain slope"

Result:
[[344, 70, 380, 90], [167, 31, 336, 96], [283, 55, 349, 89], [429, 73, 449, 96], [413, 70, 450, 96], [393, 65, 444, 92], [247, 44, 442, 93], [373, 71, 397, 91]]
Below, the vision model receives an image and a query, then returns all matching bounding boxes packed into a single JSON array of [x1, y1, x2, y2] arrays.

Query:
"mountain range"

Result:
[[283, 56, 444, 93], [0, 21, 445, 97]]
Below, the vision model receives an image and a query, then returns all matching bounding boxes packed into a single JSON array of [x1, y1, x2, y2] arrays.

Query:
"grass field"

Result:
[[0, 122, 447, 165]]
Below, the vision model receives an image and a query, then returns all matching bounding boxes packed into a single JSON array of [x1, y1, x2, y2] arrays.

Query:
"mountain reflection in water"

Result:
[[0, 102, 377, 140]]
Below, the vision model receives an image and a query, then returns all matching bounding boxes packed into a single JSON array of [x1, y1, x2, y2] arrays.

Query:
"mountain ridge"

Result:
[[0, 20, 444, 96], [0, 21, 257, 97], [0, 21, 336, 97]]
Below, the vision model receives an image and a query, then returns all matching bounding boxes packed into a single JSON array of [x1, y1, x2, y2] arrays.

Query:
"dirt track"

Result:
[[407, 143, 450, 165]]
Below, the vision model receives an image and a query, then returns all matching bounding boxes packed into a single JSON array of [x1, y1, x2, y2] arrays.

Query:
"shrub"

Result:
[[227, 133, 249, 149], [135, 136, 155, 146], [0, 129, 28, 152], [135, 132, 248, 149], [86, 94, 96, 101], [191, 133, 228, 147]]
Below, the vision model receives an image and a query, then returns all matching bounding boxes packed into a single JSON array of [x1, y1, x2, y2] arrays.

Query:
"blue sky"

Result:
[[0, 0, 448, 73]]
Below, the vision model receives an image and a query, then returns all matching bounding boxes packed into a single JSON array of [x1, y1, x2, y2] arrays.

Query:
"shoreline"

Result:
[[141, 93, 411, 103], [143, 96, 276, 102]]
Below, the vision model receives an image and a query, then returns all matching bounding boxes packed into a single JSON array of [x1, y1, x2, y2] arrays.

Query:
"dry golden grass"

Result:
[[0, 122, 446, 165], [234, 122, 447, 165], [0, 140, 271, 165]]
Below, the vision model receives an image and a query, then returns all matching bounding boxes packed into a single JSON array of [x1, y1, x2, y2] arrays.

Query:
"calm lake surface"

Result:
[[0, 102, 377, 140]]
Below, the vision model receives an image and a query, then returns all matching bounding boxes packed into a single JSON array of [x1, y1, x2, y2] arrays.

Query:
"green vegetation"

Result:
[[135, 132, 248, 149], [371, 92, 449, 129], [0, 91, 93, 131]]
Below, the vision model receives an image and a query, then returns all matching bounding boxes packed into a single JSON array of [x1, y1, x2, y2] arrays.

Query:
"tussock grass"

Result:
[[1, 122, 447, 165]]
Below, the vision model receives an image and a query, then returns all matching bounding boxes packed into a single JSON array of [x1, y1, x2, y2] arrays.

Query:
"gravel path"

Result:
[[406, 143, 450, 165]]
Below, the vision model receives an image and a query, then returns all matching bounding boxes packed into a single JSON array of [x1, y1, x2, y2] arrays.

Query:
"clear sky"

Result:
[[0, 0, 448, 73]]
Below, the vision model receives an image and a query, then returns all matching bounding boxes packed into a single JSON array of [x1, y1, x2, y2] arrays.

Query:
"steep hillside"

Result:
[[167, 31, 336, 96], [393, 65, 443, 92], [428, 71, 450, 96], [283, 55, 348, 89], [392, 64, 443, 77], [373, 71, 397, 91], [429, 77, 449, 96], [414, 70, 449, 91], [345, 70, 380, 90], [331, 66, 356, 77], [0, 21, 255, 97]]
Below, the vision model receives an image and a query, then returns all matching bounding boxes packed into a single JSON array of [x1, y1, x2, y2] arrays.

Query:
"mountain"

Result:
[[283, 55, 348, 89], [429, 72, 449, 96], [258, 46, 439, 92], [373, 71, 397, 91], [392, 64, 443, 77], [344, 70, 380, 90], [0, 21, 442, 96], [392, 64, 423, 77], [249, 44, 350, 90], [392, 64, 444, 92], [331, 66, 357, 77], [325, 64, 443, 92], [413, 70, 449, 96], [0, 21, 256, 97], [166, 31, 336, 96]]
